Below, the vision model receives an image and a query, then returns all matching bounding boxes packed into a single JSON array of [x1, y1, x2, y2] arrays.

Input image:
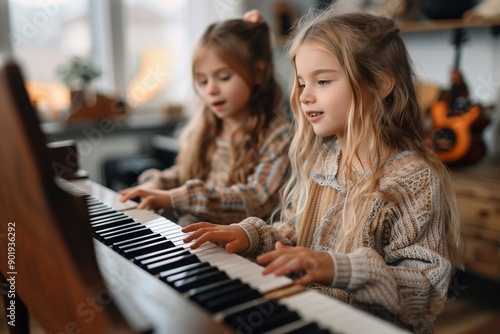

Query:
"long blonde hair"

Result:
[[283, 9, 463, 269], [175, 18, 283, 185]]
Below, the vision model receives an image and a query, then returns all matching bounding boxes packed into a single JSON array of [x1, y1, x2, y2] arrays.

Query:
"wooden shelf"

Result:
[[398, 18, 500, 33]]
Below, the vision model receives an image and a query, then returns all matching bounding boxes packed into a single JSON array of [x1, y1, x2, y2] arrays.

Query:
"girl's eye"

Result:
[[197, 79, 208, 86], [318, 80, 331, 85], [219, 75, 231, 81], [298, 83, 305, 90]]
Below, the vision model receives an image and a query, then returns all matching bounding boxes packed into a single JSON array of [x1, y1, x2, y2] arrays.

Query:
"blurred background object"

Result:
[[420, 0, 479, 19]]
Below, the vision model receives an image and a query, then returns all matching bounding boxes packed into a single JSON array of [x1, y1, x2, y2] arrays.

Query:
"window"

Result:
[[123, 0, 190, 112], [2, 0, 246, 122], [8, 0, 91, 121]]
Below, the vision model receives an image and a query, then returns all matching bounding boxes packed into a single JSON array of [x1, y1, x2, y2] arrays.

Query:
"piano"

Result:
[[0, 59, 409, 333]]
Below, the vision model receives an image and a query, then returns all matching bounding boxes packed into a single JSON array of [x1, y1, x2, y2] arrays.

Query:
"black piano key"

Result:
[[287, 323, 332, 334], [114, 234, 165, 251], [163, 264, 216, 285], [133, 246, 186, 264], [190, 281, 252, 305], [145, 253, 200, 275], [113, 232, 165, 248], [87, 203, 110, 212], [98, 223, 147, 236], [187, 278, 242, 298], [89, 212, 124, 222], [265, 320, 333, 334], [90, 216, 128, 227], [91, 217, 134, 228], [138, 247, 189, 265], [87, 206, 115, 217], [159, 262, 210, 280], [224, 299, 301, 333], [97, 227, 150, 244], [93, 221, 139, 235], [99, 226, 152, 245], [252, 309, 301, 333], [203, 287, 261, 313], [121, 240, 176, 259], [86, 199, 102, 206], [172, 270, 229, 293]]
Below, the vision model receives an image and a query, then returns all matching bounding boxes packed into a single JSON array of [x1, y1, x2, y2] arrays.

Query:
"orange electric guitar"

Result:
[[428, 28, 489, 167]]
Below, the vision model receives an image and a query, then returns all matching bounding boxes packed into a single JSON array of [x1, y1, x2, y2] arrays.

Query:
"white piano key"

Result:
[[71, 179, 138, 211], [280, 290, 409, 334]]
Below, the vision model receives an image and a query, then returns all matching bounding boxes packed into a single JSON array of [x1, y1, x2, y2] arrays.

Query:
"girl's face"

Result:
[[194, 48, 252, 124], [295, 43, 352, 139]]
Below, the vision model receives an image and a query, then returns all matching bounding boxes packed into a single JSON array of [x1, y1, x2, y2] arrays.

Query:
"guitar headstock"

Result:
[[451, 28, 468, 68]]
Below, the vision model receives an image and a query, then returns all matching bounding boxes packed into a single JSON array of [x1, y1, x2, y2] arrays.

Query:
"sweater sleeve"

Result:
[[158, 164, 181, 189], [329, 168, 452, 332], [138, 165, 181, 190], [169, 124, 290, 225], [235, 214, 298, 260]]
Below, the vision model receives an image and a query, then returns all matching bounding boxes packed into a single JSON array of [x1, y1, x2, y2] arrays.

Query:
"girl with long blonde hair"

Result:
[[183, 8, 464, 333], [120, 13, 290, 227]]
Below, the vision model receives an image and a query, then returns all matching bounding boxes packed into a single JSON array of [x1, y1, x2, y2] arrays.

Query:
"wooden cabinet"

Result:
[[451, 155, 500, 279]]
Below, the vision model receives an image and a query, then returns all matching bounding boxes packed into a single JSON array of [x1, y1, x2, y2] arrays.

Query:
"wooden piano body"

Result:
[[0, 59, 408, 334], [0, 60, 228, 333]]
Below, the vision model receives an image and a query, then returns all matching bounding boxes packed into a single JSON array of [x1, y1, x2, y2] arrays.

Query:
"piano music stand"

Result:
[[0, 60, 137, 333]]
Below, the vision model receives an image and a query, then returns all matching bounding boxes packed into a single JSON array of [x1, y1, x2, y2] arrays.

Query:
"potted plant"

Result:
[[56, 56, 101, 109]]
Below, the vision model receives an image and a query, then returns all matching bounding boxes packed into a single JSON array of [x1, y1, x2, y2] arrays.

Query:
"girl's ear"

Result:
[[255, 60, 266, 84], [377, 74, 395, 99]]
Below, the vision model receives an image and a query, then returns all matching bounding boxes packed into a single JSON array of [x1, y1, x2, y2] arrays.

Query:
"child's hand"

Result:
[[182, 223, 249, 253], [119, 181, 162, 201], [119, 187, 172, 211], [257, 242, 335, 286]]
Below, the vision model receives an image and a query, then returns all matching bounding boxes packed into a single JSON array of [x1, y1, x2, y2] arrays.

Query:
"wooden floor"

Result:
[[1, 272, 500, 333], [434, 271, 500, 334]]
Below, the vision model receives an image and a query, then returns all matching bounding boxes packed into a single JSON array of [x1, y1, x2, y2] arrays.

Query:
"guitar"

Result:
[[428, 28, 489, 167]]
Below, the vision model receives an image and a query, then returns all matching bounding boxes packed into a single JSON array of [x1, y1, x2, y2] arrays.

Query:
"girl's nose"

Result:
[[207, 80, 219, 95], [299, 87, 313, 105]]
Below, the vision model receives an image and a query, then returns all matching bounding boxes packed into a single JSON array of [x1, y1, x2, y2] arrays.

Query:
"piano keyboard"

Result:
[[65, 179, 409, 334]]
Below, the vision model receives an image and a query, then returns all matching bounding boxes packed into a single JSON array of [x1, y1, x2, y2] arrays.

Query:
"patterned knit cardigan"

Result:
[[237, 143, 454, 334], [140, 117, 291, 227]]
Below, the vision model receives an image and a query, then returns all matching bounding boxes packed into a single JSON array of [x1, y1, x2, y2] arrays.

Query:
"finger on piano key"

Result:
[[121, 208, 296, 296]]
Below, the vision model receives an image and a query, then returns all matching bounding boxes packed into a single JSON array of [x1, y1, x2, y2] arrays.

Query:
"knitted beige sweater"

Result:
[[141, 118, 291, 226], [237, 142, 453, 333]]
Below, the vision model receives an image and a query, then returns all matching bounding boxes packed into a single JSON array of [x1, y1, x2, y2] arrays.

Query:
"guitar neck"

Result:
[[449, 28, 468, 105]]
